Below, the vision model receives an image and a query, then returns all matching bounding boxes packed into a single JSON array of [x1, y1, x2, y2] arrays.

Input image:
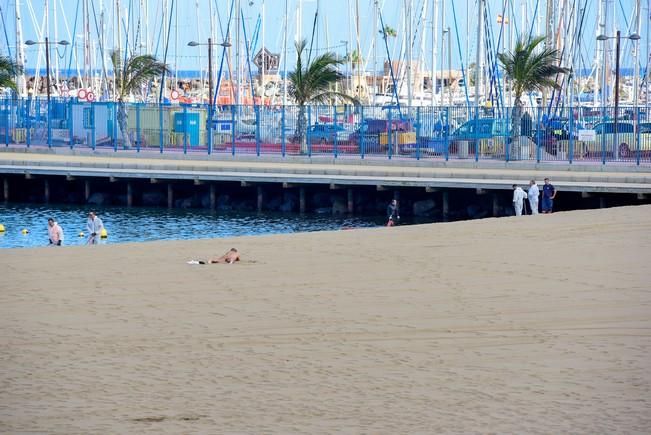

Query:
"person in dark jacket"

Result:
[[387, 199, 400, 226]]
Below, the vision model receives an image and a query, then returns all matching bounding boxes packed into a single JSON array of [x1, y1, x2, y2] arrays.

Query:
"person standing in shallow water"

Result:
[[47, 218, 64, 246], [86, 211, 104, 245], [387, 199, 400, 226], [542, 178, 557, 214]]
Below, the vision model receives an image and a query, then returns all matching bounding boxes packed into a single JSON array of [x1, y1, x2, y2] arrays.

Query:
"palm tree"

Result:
[[498, 35, 568, 139], [347, 49, 363, 71], [110, 50, 170, 148], [288, 39, 357, 151], [0, 55, 22, 91]]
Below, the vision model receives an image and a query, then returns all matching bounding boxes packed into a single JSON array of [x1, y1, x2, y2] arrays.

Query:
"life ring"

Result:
[[78, 89, 87, 100], [87, 92, 96, 102], [170, 90, 180, 100]]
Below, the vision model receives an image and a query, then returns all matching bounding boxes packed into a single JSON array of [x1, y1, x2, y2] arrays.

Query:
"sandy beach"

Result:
[[1, 206, 650, 434]]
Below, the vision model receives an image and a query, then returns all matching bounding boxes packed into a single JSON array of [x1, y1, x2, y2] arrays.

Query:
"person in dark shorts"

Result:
[[542, 178, 557, 213]]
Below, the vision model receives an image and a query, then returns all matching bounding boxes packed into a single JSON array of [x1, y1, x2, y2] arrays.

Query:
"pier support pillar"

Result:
[[442, 191, 449, 219], [492, 193, 499, 217], [257, 186, 264, 212], [44, 179, 50, 204], [167, 184, 174, 208], [3, 178, 8, 202], [299, 187, 306, 214], [347, 188, 354, 214], [599, 196, 607, 209], [210, 184, 216, 210], [84, 180, 90, 202], [127, 182, 133, 207]]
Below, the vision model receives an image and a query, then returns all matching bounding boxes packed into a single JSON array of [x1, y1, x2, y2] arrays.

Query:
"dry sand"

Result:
[[1, 206, 650, 434]]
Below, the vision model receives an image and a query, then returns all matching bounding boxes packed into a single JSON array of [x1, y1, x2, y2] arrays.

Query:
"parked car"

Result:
[[290, 123, 348, 144], [447, 118, 509, 156], [348, 118, 411, 148]]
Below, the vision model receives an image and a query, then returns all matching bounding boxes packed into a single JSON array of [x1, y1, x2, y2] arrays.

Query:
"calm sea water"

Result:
[[0, 204, 385, 249]]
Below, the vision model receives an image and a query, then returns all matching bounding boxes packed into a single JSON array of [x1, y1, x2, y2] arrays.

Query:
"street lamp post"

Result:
[[597, 32, 640, 159], [25, 38, 70, 148], [188, 38, 231, 154], [340, 40, 349, 93]]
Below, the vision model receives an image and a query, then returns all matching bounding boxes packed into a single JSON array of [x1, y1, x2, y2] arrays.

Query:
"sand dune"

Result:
[[1, 206, 650, 434]]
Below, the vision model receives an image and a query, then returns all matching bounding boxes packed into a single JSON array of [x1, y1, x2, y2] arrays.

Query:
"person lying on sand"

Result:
[[188, 248, 240, 265]]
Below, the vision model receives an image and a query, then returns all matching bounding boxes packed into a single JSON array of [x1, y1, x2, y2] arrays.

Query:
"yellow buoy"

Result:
[[78, 231, 85, 237], [0, 224, 5, 232], [100, 228, 108, 238], [21, 228, 29, 235]]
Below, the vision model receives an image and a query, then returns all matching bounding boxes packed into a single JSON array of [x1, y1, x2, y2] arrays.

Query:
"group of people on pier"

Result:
[[512, 178, 557, 216]]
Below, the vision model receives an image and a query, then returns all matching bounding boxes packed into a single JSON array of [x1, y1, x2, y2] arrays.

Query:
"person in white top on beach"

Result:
[[512, 184, 528, 216], [86, 211, 104, 245], [47, 218, 64, 246], [528, 180, 540, 215]]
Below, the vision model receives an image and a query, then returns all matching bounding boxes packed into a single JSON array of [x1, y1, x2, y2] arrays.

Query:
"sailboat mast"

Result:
[[633, 0, 641, 108], [475, 0, 483, 106], [261, 0, 265, 107], [405, 0, 413, 107], [431, 0, 438, 107], [15, 0, 27, 96], [282, 0, 288, 106]]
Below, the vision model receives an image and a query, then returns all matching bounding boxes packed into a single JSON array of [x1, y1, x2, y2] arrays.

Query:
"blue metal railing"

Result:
[[0, 97, 649, 165]]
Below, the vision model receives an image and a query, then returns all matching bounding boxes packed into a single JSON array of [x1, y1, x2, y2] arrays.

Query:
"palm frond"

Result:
[[0, 55, 23, 90], [111, 50, 170, 100]]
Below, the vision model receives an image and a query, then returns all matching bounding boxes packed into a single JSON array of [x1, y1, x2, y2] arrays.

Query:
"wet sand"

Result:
[[1, 206, 650, 433]]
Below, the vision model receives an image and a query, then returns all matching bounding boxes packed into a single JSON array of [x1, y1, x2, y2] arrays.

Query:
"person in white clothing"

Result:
[[86, 211, 104, 245], [528, 180, 540, 215], [512, 184, 528, 216]]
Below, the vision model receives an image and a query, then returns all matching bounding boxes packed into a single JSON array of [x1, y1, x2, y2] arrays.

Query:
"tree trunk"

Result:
[[117, 102, 132, 149], [297, 104, 307, 154], [510, 101, 523, 160]]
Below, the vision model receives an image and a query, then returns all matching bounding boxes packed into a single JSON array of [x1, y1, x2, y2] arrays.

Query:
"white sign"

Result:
[[578, 129, 596, 142]]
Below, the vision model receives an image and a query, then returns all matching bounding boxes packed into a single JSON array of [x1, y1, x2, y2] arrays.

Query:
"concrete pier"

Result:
[[210, 184, 216, 210], [44, 179, 50, 203], [84, 180, 90, 201], [299, 187, 306, 214], [167, 184, 173, 208], [347, 188, 354, 213], [127, 182, 133, 207]]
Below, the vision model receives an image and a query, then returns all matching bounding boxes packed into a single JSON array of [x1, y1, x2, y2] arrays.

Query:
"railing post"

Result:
[[281, 105, 286, 157], [415, 106, 421, 160], [333, 106, 338, 159], [568, 108, 574, 164], [601, 105, 606, 165], [475, 106, 480, 162], [536, 106, 542, 163], [136, 103, 141, 152], [26, 97, 31, 147], [47, 98, 52, 149], [504, 107, 510, 163], [444, 107, 450, 161], [91, 103, 96, 151], [158, 103, 164, 154], [387, 106, 393, 160], [307, 105, 312, 157], [69, 99, 74, 149], [360, 106, 365, 159], [207, 104, 213, 155], [231, 105, 236, 156], [113, 103, 118, 152], [183, 104, 188, 154], [3, 98, 8, 146], [255, 104, 261, 157], [637, 106, 641, 166]]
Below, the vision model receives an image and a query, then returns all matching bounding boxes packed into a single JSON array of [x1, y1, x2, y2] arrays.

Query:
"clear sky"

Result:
[[0, 0, 647, 74]]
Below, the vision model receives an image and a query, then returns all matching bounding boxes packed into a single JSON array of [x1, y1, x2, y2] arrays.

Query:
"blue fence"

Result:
[[1, 97, 650, 165]]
